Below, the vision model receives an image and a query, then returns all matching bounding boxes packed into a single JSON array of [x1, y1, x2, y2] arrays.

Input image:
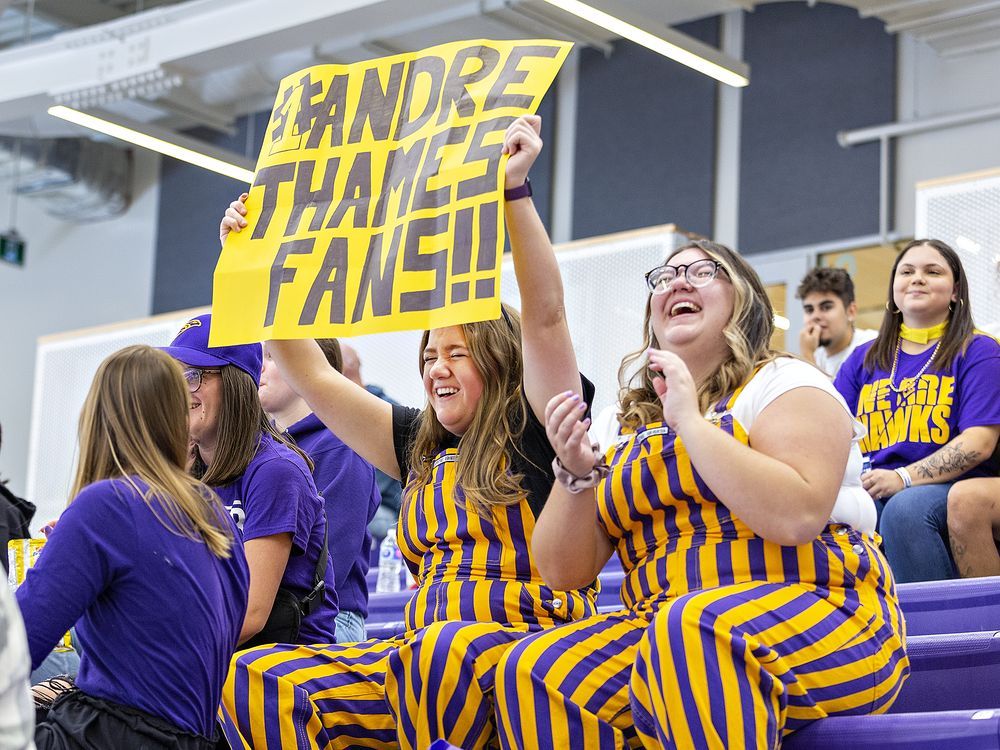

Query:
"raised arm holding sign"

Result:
[[218, 105, 605, 749]]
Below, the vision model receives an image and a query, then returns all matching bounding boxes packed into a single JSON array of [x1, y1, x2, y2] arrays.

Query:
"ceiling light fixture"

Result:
[[48, 105, 255, 183], [537, 0, 749, 87]]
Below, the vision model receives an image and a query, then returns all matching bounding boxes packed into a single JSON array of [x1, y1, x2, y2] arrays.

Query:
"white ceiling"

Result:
[[0, 0, 994, 145]]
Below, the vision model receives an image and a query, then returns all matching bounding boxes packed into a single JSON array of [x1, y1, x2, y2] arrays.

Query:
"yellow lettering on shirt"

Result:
[[856, 374, 954, 451]]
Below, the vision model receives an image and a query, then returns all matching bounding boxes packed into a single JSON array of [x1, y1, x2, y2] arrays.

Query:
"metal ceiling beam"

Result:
[[493, 1, 616, 56], [0, 0, 419, 119], [857, 0, 947, 20], [940, 34, 1000, 55], [886, 0, 1000, 33], [32, 0, 124, 27], [919, 11, 1000, 39]]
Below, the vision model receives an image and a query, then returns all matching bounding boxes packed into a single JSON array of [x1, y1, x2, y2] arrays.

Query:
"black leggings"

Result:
[[36, 690, 217, 750]]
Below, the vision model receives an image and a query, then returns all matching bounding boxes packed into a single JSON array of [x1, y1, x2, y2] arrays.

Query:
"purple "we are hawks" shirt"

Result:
[[286, 413, 380, 619], [17, 477, 249, 738], [835, 333, 1000, 477], [214, 433, 339, 643]]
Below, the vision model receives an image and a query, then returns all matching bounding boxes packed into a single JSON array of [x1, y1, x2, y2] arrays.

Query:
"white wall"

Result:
[[0, 149, 160, 498], [895, 36, 1000, 235]]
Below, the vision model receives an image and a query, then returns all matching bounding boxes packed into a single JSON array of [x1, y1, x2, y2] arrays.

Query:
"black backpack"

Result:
[[0, 481, 36, 574]]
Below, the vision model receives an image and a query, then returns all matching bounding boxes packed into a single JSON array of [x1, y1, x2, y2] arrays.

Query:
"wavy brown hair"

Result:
[[73, 345, 233, 557], [191, 366, 312, 485], [864, 239, 975, 373], [619, 240, 779, 431], [404, 303, 529, 517]]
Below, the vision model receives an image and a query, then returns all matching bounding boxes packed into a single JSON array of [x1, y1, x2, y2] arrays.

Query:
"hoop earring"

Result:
[[885, 301, 900, 314]]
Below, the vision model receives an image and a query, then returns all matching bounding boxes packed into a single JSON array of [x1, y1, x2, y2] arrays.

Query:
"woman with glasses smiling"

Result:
[[495, 240, 907, 749], [163, 313, 339, 648]]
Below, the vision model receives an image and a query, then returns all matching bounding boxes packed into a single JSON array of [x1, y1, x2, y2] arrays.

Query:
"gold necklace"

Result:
[[887, 337, 942, 397]]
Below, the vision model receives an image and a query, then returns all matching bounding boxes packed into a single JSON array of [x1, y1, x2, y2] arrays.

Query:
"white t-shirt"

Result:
[[0, 583, 35, 750], [589, 403, 622, 453], [814, 328, 878, 378], [729, 357, 876, 535]]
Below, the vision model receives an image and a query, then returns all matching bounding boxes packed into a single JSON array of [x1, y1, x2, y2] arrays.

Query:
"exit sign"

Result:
[[0, 231, 25, 266]]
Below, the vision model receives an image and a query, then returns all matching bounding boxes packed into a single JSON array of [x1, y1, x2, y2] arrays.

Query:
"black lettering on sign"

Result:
[[251, 163, 296, 239], [284, 157, 340, 237], [484, 45, 560, 111], [264, 238, 314, 327], [352, 225, 404, 323], [305, 74, 350, 150], [393, 56, 446, 140], [457, 116, 514, 201], [299, 237, 349, 325], [435, 45, 501, 126], [371, 138, 426, 228], [399, 215, 450, 313], [348, 63, 404, 144], [475, 200, 499, 300], [476, 201, 499, 272], [325, 152, 373, 230], [268, 86, 296, 150], [450, 206, 474, 304], [411, 126, 469, 212], [270, 73, 323, 154]]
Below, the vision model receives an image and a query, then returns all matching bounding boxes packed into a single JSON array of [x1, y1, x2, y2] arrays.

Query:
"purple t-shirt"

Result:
[[16, 477, 249, 737], [287, 413, 379, 618], [835, 333, 1000, 477], [214, 433, 338, 643]]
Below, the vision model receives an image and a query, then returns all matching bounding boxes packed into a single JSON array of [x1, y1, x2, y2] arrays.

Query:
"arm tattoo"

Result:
[[913, 440, 981, 480]]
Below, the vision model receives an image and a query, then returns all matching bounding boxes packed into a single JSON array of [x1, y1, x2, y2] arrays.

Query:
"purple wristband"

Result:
[[504, 178, 532, 202]]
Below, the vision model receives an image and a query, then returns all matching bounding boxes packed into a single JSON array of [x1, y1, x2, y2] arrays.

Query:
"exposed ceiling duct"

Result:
[[0, 136, 132, 222]]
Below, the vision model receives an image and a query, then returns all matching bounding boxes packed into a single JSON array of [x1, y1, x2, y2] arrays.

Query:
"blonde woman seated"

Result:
[[495, 241, 908, 749], [17, 346, 248, 749]]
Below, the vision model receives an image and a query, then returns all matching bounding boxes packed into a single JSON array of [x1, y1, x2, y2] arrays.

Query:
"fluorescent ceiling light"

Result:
[[48, 105, 255, 183], [537, 0, 749, 87]]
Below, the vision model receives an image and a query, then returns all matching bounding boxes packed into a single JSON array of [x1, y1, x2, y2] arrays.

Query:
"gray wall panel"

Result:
[[572, 19, 719, 240], [738, 2, 895, 253]]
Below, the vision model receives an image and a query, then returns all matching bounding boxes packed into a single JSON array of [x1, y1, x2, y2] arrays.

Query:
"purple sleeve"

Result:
[[955, 337, 1000, 432], [15, 482, 133, 669], [833, 346, 865, 415], [239, 457, 317, 555]]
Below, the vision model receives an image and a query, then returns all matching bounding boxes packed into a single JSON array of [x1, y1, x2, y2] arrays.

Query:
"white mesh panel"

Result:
[[916, 172, 1000, 331], [27, 315, 197, 529]]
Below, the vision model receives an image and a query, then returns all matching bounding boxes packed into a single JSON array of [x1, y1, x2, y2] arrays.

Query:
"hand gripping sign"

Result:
[[210, 39, 571, 346]]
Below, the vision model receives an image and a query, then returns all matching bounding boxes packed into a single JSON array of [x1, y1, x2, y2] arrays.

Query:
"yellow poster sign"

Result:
[[210, 39, 571, 346]]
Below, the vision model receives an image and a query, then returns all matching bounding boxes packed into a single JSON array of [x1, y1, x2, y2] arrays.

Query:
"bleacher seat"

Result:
[[889, 630, 1000, 713], [898, 577, 1000, 636], [784, 709, 1000, 749]]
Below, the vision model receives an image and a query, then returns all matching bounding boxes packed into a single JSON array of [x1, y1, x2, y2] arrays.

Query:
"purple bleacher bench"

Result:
[[897, 576, 1000, 636], [785, 709, 1000, 749], [889, 630, 1000, 713]]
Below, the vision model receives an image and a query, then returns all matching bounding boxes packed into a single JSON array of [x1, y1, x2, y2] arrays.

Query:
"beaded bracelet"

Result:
[[552, 442, 610, 494]]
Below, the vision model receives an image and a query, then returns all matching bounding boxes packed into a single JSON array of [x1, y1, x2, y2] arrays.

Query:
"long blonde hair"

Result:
[[404, 304, 529, 517], [619, 240, 779, 430], [73, 345, 233, 557]]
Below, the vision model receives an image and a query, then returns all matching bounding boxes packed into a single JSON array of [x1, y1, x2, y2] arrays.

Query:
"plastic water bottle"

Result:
[[376, 527, 403, 593]]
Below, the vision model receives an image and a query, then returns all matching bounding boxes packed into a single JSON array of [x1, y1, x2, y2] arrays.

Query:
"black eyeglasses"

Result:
[[645, 259, 725, 295], [182, 368, 221, 394]]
